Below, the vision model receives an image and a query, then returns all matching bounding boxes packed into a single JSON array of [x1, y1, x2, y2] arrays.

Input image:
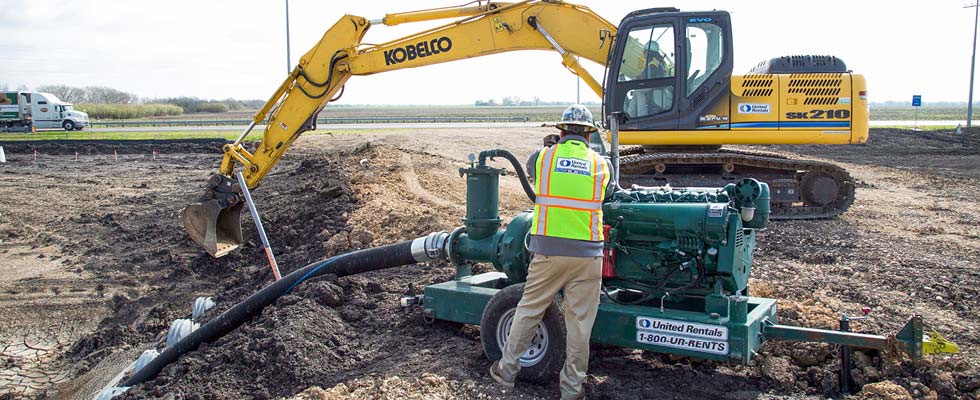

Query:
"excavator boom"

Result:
[[185, 1, 872, 256], [183, 0, 618, 257]]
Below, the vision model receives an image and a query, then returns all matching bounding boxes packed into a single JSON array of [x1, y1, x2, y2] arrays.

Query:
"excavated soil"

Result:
[[2, 128, 979, 399]]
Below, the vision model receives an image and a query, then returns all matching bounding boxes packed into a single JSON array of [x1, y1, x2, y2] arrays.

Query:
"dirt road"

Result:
[[1, 128, 978, 399]]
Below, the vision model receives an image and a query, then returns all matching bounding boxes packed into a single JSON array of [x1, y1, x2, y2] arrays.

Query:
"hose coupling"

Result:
[[411, 231, 450, 262]]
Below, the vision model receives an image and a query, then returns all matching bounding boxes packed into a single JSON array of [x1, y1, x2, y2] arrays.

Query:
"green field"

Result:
[[103, 105, 590, 124], [320, 105, 581, 122], [869, 107, 971, 121], [0, 129, 378, 142], [126, 105, 973, 123]]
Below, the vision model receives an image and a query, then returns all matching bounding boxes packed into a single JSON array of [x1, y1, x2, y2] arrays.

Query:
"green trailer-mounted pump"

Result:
[[407, 119, 958, 389]]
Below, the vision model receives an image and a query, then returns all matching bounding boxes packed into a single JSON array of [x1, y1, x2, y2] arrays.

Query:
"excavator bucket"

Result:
[[182, 200, 244, 258]]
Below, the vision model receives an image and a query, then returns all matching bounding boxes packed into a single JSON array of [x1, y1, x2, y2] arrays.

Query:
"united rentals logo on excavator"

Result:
[[384, 36, 453, 65]]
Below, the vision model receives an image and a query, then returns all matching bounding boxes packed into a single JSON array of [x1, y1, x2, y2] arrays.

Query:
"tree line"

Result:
[[474, 96, 599, 106], [0, 83, 269, 119]]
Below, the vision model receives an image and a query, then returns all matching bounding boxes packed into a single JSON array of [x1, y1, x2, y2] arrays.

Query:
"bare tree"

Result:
[[84, 86, 137, 104], [0, 83, 8, 91], [16, 84, 28, 91], [37, 85, 88, 103]]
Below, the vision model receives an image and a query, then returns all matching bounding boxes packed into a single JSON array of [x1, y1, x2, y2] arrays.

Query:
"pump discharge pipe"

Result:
[[120, 232, 450, 388]]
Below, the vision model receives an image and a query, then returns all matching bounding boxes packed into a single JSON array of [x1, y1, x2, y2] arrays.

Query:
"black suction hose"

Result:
[[479, 149, 536, 203], [122, 235, 444, 388]]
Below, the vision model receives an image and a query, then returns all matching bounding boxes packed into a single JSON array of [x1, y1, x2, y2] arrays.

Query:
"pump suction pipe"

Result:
[[120, 232, 449, 388]]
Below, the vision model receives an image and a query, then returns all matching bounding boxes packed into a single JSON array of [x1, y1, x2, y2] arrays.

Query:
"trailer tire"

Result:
[[62, 120, 75, 131], [480, 283, 565, 383]]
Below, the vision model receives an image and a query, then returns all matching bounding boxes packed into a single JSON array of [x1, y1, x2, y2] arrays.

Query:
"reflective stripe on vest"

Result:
[[530, 140, 609, 241]]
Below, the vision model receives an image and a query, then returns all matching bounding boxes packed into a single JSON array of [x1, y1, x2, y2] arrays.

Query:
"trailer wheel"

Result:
[[480, 283, 565, 383], [62, 120, 75, 131]]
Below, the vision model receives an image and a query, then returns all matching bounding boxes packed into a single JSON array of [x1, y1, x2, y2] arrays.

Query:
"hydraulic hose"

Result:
[[479, 149, 536, 203], [121, 232, 449, 388]]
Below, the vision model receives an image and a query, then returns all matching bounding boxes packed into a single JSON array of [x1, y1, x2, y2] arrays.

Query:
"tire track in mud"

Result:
[[398, 152, 464, 211]]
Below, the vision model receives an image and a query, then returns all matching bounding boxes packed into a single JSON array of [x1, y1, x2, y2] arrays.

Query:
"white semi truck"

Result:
[[1, 91, 90, 132]]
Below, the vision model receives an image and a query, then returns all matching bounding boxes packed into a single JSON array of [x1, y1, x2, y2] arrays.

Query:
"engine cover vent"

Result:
[[740, 74, 774, 97], [749, 55, 847, 74]]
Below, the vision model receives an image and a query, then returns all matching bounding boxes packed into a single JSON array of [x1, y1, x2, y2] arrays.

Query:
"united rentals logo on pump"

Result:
[[384, 37, 453, 65]]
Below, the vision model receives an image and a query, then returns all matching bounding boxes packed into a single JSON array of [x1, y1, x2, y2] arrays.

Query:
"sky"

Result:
[[0, 0, 977, 105]]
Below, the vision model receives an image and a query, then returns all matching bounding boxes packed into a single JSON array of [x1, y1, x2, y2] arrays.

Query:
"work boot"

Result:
[[489, 361, 515, 388], [561, 392, 586, 400]]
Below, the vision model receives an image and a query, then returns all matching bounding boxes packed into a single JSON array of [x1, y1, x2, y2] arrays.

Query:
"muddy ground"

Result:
[[1, 128, 978, 399]]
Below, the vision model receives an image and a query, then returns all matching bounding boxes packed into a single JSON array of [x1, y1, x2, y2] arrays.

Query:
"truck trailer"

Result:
[[1, 91, 89, 132]]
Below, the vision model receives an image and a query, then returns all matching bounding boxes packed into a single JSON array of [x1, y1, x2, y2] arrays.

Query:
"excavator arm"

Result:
[[184, 0, 618, 257]]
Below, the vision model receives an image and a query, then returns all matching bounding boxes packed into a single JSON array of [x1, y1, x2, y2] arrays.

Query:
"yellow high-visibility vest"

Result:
[[530, 139, 609, 241]]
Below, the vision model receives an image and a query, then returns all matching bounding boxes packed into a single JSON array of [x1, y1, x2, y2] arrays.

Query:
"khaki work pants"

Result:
[[498, 254, 602, 400]]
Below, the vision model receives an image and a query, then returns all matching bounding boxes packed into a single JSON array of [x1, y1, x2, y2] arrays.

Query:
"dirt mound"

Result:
[[101, 142, 980, 399], [117, 146, 510, 399], [856, 381, 912, 400], [8, 129, 979, 399], [15, 151, 355, 399], [0, 139, 227, 155], [289, 374, 459, 400]]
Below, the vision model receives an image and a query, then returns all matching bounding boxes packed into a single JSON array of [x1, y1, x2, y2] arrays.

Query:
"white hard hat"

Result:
[[556, 104, 597, 134]]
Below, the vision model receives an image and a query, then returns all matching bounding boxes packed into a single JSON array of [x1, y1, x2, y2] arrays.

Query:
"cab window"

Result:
[[618, 25, 675, 82], [686, 22, 724, 96], [617, 24, 675, 119]]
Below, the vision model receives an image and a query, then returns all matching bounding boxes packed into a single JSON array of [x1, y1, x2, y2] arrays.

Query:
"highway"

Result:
[[80, 120, 972, 133], [84, 121, 544, 132]]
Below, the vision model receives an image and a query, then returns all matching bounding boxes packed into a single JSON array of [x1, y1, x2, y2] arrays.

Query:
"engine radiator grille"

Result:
[[788, 73, 843, 105]]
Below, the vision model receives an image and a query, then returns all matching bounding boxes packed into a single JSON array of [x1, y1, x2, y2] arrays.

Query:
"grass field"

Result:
[[5, 106, 974, 142], [870, 125, 961, 131], [869, 107, 970, 121], [110, 105, 589, 123], [120, 105, 974, 123], [0, 129, 377, 142]]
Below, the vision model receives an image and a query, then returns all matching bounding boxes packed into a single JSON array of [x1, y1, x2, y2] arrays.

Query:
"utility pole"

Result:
[[285, 0, 292, 74], [968, 0, 979, 127]]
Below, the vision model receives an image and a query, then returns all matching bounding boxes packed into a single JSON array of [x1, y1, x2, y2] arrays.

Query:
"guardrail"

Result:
[[88, 116, 530, 128]]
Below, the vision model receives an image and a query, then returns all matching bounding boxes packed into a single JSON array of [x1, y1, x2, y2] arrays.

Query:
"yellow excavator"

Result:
[[183, 0, 869, 257]]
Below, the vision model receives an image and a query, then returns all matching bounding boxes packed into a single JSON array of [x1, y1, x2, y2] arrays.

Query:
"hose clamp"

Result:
[[411, 231, 449, 262]]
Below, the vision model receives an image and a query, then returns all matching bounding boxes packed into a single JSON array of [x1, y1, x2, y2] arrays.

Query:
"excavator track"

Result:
[[618, 148, 855, 220]]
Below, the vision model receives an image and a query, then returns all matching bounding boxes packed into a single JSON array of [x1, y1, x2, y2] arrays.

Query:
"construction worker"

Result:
[[490, 104, 610, 400], [644, 41, 673, 79]]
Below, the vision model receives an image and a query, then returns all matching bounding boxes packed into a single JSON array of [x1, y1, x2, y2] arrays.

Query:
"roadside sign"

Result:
[[912, 95, 922, 130]]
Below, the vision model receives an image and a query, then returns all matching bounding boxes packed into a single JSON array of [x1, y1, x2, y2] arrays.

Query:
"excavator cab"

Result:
[[604, 9, 733, 131]]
